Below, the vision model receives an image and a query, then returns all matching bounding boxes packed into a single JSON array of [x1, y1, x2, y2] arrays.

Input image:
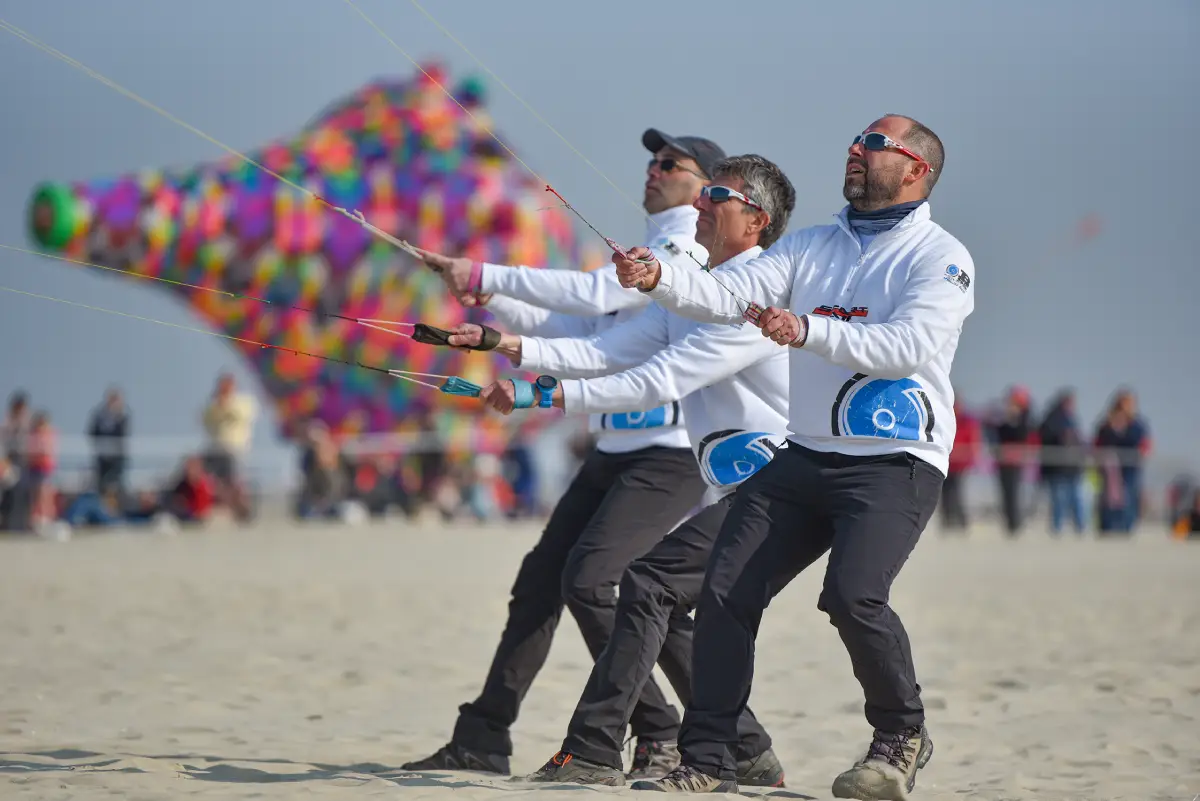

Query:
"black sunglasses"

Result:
[[648, 158, 706, 178]]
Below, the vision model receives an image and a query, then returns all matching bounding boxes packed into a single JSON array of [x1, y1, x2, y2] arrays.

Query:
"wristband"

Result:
[[411, 323, 501, 351], [468, 260, 484, 293], [511, 379, 536, 409], [790, 315, 809, 347]]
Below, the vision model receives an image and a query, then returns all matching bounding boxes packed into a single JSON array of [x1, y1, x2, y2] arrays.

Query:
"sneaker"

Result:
[[628, 739, 680, 780], [736, 747, 786, 787], [631, 764, 738, 793], [831, 725, 933, 800], [400, 742, 509, 774], [523, 751, 625, 785]]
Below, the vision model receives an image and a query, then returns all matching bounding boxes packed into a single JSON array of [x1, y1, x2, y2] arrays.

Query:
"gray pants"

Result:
[[679, 444, 943, 779]]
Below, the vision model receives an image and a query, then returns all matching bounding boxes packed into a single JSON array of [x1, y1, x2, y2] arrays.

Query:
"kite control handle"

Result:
[[411, 323, 501, 351], [742, 303, 765, 324]]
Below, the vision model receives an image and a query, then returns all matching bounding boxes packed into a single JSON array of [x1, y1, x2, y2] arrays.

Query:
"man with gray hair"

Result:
[[447, 154, 797, 786]]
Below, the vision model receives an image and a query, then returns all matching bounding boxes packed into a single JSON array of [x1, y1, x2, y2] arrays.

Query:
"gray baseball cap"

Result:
[[642, 129, 725, 178]]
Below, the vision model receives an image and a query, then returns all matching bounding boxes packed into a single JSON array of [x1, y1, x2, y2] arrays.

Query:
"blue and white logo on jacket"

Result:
[[602, 401, 679, 431], [697, 429, 780, 487], [832, 373, 935, 442]]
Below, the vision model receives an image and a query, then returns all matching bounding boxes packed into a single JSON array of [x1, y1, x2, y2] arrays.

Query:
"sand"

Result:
[[2, 515, 1198, 801]]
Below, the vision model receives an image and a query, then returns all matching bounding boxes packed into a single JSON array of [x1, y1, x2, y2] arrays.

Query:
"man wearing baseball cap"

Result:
[[403, 130, 726, 780]]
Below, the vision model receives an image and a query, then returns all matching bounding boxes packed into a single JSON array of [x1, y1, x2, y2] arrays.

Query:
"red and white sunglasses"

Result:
[[853, 131, 931, 169], [700, 184, 766, 214]]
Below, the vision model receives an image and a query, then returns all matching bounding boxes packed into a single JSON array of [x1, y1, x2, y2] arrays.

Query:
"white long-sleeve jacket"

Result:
[[642, 202, 974, 476], [519, 246, 790, 497], [481, 205, 707, 454]]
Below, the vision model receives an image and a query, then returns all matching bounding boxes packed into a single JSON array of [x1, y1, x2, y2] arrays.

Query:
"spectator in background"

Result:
[[0, 391, 32, 531], [991, 385, 1037, 535], [464, 452, 512, 521], [295, 421, 347, 519], [1166, 473, 1197, 528], [502, 439, 538, 519], [1038, 389, 1087, 535], [0, 455, 18, 527], [89, 387, 130, 496], [165, 455, 216, 523], [941, 396, 981, 533], [1171, 489, 1200, 539], [202, 372, 256, 520], [414, 407, 447, 512], [26, 411, 58, 529], [1095, 388, 1151, 533], [351, 453, 399, 518]]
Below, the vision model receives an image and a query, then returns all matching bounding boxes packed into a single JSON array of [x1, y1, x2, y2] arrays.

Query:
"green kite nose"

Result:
[[28, 182, 85, 250]]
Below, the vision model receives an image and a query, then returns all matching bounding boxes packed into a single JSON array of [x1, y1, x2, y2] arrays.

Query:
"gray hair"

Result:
[[710, 154, 796, 249]]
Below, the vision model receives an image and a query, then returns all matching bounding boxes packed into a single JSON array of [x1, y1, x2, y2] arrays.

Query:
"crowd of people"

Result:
[[0, 377, 256, 534], [0, 372, 550, 536], [290, 412, 544, 524], [942, 385, 1197, 537]]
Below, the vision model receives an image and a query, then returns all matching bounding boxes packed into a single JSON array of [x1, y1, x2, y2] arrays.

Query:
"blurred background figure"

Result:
[[295, 420, 347, 520], [26, 410, 58, 530], [941, 396, 981, 534], [165, 454, 216, 524], [88, 387, 129, 497], [1094, 389, 1151, 535], [1171, 488, 1200, 539], [1037, 389, 1087, 535], [0, 391, 32, 531], [201, 372, 256, 521], [991, 385, 1037, 536], [464, 452, 511, 522]]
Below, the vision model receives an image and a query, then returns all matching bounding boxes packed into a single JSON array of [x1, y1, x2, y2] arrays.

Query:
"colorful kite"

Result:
[[25, 63, 603, 446]]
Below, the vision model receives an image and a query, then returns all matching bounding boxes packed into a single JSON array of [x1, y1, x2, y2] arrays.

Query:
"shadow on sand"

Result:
[[0, 748, 817, 797]]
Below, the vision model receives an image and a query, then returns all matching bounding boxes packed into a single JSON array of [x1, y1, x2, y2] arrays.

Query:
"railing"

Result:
[[22, 434, 1190, 493]]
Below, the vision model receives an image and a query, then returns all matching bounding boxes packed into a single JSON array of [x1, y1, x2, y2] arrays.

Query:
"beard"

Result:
[[842, 162, 906, 210], [643, 188, 669, 214]]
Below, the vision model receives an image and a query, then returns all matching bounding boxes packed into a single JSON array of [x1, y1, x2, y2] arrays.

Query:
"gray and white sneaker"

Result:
[[832, 725, 933, 800], [631, 764, 738, 793], [524, 751, 625, 785], [628, 739, 680, 780]]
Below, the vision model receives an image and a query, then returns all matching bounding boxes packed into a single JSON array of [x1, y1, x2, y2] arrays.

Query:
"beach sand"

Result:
[[2, 515, 1197, 800]]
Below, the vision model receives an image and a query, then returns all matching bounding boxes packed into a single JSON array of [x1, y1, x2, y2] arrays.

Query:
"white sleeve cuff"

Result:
[[518, 337, 547, 371], [642, 260, 675, 299], [479, 262, 505, 294], [800, 313, 831, 352], [559, 379, 585, 413]]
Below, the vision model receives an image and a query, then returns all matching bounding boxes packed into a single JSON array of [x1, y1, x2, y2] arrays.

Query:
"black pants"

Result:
[[94, 455, 126, 495], [452, 445, 708, 756], [678, 444, 944, 779], [997, 466, 1022, 534], [561, 495, 774, 770], [939, 472, 967, 530]]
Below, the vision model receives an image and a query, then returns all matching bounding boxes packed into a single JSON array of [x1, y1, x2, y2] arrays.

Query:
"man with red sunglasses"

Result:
[[399, 129, 727, 780], [611, 115, 971, 800]]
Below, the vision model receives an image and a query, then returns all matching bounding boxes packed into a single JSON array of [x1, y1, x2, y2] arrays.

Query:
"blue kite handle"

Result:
[[439, 376, 483, 397], [511, 379, 535, 409]]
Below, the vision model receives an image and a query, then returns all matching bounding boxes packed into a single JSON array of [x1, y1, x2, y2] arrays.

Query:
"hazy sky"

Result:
[[0, 0, 1196, 486]]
